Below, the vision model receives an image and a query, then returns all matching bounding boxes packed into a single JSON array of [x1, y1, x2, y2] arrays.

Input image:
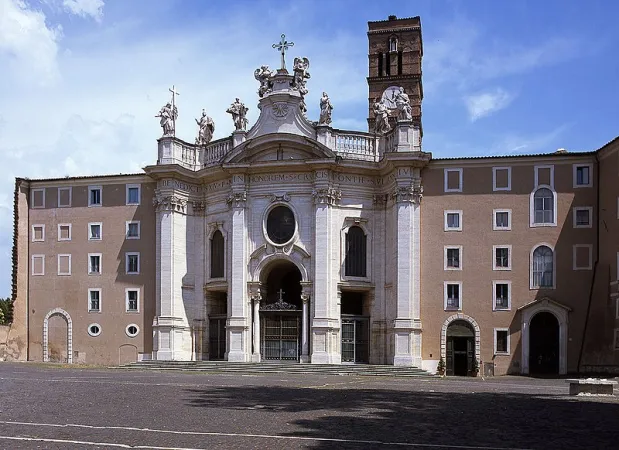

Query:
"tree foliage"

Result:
[[0, 298, 13, 325]]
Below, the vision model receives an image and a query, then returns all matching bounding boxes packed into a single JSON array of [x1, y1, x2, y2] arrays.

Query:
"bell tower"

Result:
[[367, 15, 423, 135]]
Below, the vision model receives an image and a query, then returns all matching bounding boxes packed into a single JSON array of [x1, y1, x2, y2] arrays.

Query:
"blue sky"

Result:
[[0, 0, 618, 296]]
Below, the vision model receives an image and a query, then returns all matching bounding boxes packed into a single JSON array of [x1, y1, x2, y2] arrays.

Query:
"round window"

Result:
[[88, 323, 101, 337], [126, 324, 140, 338], [266, 205, 296, 244]]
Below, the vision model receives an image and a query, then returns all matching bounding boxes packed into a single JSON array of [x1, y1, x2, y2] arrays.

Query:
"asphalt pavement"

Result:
[[0, 363, 617, 449]]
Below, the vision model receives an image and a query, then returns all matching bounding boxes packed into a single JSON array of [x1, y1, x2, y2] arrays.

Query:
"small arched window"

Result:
[[533, 188, 554, 224], [210, 230, 224, 278], [532, 245, 553, 288], [389, 37, 398, 52], [345, 226, 367, 277]]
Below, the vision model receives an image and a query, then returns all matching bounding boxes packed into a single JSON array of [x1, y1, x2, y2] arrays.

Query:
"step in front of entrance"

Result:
[[115, 361, 436, 378]]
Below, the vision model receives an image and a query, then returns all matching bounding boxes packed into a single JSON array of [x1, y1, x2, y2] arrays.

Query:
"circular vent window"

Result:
[[126, 324, 140, 338], [266, 205, 296, 244], [88, 323, 101, 337]]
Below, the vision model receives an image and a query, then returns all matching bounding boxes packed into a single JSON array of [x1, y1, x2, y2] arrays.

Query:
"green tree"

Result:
[[0, 298, 13, 325]]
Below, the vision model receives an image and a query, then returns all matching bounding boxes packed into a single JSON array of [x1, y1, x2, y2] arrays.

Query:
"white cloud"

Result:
[[464, 88, 514, 121], [62, 0, 104, 22], [0, 0, 62, 85]]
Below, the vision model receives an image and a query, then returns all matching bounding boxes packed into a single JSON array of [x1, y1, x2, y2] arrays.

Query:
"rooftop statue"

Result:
[[227, 98, 249, 131], [156, 102, 178, 137], [319, 92, 333, 126], [195, 109, 215, 146], [373, 98, 391, 135], [394, 87, 413, 121], [254, 65, 276, 97], [292, 57, 310, 96]]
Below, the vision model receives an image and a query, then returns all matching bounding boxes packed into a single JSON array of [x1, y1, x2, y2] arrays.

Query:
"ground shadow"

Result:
[[185, 384, 619, 449]]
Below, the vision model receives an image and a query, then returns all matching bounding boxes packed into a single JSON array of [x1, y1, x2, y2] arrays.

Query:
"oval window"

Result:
[[88, 323, 101, 337], [266, 206, 296, 244], [126, 324, 139, 338]]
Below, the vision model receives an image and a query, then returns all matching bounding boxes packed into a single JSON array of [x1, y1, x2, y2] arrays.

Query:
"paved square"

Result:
[[0, 363, 617, 449]]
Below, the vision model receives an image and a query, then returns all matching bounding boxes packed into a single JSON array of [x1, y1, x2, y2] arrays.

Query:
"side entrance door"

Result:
[[208, 316, 226, 360], [341, 316, 369, 363]]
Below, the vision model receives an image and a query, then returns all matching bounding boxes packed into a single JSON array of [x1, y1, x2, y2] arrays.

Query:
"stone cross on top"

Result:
[[272, 34, 294, 70], [277, 288, 285, 302]]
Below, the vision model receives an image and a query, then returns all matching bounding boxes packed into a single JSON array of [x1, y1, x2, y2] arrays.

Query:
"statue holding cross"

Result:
[[156, 85, 180, 136], [272, 34, 294, 71]]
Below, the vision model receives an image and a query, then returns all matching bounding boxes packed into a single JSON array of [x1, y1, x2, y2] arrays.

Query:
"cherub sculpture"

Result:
[[292, 57, 310, 96], [254, 65, 275, 97]]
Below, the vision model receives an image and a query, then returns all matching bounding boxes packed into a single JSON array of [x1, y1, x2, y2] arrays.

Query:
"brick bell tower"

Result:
[[367, 15, 423, 136]]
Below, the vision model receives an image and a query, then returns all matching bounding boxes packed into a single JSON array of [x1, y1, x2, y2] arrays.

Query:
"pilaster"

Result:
[[152, 191, 192, 361], [226, 178, 250, 362]]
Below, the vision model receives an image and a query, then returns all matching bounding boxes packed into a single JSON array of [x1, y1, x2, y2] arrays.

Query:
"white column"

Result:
[[227, 189, 249, 362], [301, 294, 310, 363], [252, 295, 261, 362]]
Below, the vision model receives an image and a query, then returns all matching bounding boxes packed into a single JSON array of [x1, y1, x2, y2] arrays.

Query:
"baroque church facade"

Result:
[[5, 15, 619, 376]]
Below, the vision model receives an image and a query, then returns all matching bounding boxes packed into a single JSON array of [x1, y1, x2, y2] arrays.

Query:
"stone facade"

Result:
[[6, 15, 619, 375]]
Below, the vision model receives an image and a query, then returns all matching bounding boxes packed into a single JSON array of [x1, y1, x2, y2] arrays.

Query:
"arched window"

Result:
[[210, 230, 224, 278], [389, 36, 398, 52], [533, 188, 554, 224], [532, 245, 553, 288], [345, 226, 366, 277]]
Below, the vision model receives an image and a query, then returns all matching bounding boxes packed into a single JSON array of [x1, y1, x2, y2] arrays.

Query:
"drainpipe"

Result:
[[577, 153, 600, 373]]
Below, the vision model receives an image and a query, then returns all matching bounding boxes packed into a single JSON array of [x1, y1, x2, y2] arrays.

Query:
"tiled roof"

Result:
[[20, 173, 146, 183]]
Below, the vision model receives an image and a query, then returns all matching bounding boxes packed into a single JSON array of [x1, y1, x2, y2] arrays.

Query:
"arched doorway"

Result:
[[43, 308, 73, 364], [529, 311, 559, 375], [260, 261, 303, 361], [446, 320, 475, 376]]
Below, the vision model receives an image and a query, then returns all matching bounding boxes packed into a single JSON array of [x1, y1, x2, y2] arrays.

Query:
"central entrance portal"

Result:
[[260, 262, 302, 362], [340, 292, 370, 363], [446, 320, 475, 376]]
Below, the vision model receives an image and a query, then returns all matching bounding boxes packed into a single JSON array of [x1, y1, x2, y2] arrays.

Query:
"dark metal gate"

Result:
[[208, 316, 226, 360], [341, 316, 369, 363], [261, 315, 300, 361]]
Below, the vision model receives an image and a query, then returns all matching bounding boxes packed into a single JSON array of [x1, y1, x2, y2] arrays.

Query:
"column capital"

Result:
[[227, 191, 247, 208], [301, 293, 310, 304], [153, 192, 188, 213], [312, 187, 341, 206], [391, 178, 423, 204]]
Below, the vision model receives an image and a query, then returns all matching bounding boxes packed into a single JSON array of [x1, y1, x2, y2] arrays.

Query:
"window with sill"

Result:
[[89, 290, 101, 312], [126, 290, 139, 312], [494, 247, 510, 270], [445, 283, 460, 310], [532, 245, 554, 288], [494, 283, 510, 310], [444, 211, 462, 231], [445, 247, 461, 270], [533, 188, 555, 225], [88, 254, 101, 274], [344, 226, 367, 277], [210, 230, 225, 278], [494, 210, 511, 230], [126, 184, 140, 205], [574, 165, 591, 187], [126, 221, 140, 239], [495, 329, 509, 354], [126, 253, 139, 274], [89, 186, 102, 206], [89, 223, 102, 240]]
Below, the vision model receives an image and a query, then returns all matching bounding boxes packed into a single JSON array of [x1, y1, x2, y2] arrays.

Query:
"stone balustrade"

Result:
[[332, 131, 379, 162], [157, 138, 201, 171], [203, 138, 232, 167]]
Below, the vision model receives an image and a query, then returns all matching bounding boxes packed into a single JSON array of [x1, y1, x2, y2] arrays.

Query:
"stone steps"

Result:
[[116, 360, 436, 378]]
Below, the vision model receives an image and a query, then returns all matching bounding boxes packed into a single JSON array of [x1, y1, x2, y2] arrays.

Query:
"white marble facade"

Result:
[[147, 67, 427, 366]]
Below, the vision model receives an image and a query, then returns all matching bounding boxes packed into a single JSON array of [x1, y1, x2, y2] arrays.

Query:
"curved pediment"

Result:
[[222, 133, 337, 164]]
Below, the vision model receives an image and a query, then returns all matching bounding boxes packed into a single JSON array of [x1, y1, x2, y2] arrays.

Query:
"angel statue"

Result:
[[226, 98, 249, 131], [394, 87, 413, 121], [292, 57, 310, 96], [254, 65, 275, 97], [195, 109, 215, 146], [319, 92, 333, 125], [156, 102, 178, 136], [373, 98, 391, 135]]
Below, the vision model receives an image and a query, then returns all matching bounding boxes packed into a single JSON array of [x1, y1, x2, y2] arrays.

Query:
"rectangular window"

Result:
[[444, 210, 462, 231], [32, 255, 45, 275], [88, 289, 101, 312], [535, 165, 554, 188], [494, 328, 510, 354], [126, 289, 139, 312], [88, 186, 102, 206], [444, 168, 463, 193], [444, 282, 461, 310], [444, 246, 462, 270], [126, 184, 141, 205], [573, 164, 592, 188], [88, 223, 102, 240], [58, 223, 72, 241], [31, 188, 45, 208], [32, 225, 45, 242], [58, 187, 72, 207], [573, 207, 592, 228], [57, 254, 71, 275], [493, 167, 511, 191], [88, 254, 101, 275], [126, 221, 140, 239], [493, 246, 511, 270], [493, 209, 511, 231], [573, 245, 593, 271], [493, 281, 511, 310], [126, 252, 140, 274]]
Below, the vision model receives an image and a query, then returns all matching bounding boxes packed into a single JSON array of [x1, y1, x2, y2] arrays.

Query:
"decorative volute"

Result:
[[246, 70, 317, 140]]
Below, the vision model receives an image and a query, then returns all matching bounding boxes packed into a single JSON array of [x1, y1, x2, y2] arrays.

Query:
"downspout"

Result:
[[577, 153, 600, 373]]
